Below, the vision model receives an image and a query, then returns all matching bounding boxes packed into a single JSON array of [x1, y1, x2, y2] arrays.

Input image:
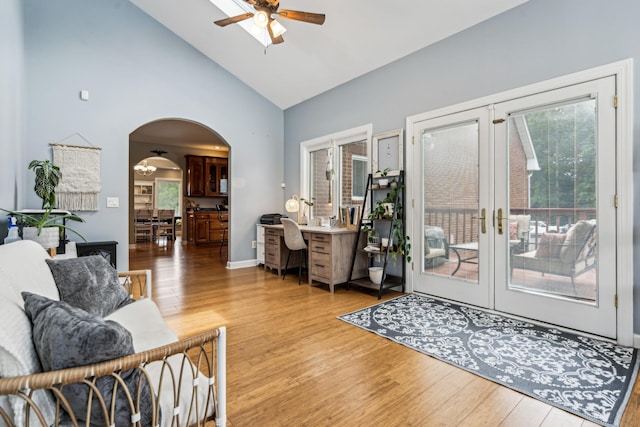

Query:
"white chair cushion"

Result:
[[0, 240, 60, 302]]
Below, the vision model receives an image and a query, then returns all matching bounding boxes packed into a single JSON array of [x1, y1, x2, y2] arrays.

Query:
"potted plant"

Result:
[[29, 159, 61, 209], [2, 208, 86, 248], [1, 159, 86, 249], [376, 168, 391, 187]]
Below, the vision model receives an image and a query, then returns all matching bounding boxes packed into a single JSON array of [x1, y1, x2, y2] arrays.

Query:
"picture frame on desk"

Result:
[[339, 205, 360, 230]]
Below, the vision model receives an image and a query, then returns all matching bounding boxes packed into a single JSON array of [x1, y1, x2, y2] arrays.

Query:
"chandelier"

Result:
[[134, 160, 157, 176]]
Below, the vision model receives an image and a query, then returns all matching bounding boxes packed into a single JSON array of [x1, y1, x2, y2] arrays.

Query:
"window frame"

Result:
[[300, 124, 372, 219]]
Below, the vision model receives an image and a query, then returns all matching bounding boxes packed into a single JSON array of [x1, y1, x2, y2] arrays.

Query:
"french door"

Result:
[[411, 75, 618, 338]]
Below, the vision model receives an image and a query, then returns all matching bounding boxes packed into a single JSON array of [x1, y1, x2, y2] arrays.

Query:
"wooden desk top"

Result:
[[262, 224, 357, 235]]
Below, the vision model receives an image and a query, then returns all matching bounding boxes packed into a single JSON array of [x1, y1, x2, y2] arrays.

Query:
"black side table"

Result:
[[76, 241, 118, 268]]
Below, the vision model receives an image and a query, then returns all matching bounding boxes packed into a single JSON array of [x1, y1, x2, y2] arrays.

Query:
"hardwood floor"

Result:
[[129, 240, 639, 427]]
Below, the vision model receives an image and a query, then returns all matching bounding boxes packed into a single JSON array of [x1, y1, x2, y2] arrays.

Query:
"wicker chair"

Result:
[[0, 270, 227, 427]]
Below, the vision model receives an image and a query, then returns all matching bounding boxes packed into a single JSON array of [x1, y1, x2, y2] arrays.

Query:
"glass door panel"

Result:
[[413, 107, 491, 308], [494, 77, 616, 338]]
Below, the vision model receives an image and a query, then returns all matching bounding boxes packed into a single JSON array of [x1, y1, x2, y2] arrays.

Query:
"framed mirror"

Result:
[[372, 128, 403, 173]]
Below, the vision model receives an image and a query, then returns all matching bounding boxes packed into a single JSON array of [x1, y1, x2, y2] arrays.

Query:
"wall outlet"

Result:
[[251, 240, 257, 249], [106, 197, 119, 208]]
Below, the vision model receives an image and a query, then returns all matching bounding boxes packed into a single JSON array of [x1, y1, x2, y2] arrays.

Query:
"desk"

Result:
[[263, 225, 358, 293]]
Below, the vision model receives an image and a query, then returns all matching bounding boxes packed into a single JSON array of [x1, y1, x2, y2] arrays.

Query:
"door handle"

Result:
[[472, 208, 487, 234], [497, 208, 505, 235]]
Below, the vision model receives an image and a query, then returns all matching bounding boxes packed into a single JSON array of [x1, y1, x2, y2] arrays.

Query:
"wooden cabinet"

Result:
[[185, 156, 205, 197], [205, 157, 229, 196], [189, 211, 228, 244], [186, 155, 228, 197]]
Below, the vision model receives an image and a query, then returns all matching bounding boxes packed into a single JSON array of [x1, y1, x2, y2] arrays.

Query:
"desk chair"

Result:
[[217, 205, 229, 256], [155, 209, 175, 245], [280, 218, 307, 284], [134, 209, 153, 242]]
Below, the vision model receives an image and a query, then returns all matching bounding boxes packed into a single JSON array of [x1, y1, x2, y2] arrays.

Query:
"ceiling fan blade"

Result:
[[267, 20, 285, 44], [276, 9, 325, 25], [214, 12, 254, 27]]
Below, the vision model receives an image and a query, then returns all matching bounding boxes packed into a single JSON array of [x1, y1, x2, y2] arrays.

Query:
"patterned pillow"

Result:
[[22, 292, 154, 426], [46, 255, 133, 317], [535, 233, 567, 258], [509, 222, 519, 240]]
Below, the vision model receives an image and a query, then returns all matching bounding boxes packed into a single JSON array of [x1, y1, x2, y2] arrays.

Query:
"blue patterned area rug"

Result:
[[338, 294, 639, 426]]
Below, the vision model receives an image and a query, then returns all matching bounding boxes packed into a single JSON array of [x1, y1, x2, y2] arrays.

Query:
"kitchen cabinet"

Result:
[[188, 211, 228, 244], [185, 155, 228, 197], [185, 156, 205, 197]]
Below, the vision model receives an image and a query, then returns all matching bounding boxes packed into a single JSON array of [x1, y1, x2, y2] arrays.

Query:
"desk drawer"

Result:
[[310, 239, 331, 255], [265, 235, 279, 246], [311, 252, 331, 279], [265, 228, 279, 237], [265, 251, 279, 266], [312, 233, 331, 243]]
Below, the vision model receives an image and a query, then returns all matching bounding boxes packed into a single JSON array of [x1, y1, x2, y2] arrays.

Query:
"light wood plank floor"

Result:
[[129, 240, 640, 427]]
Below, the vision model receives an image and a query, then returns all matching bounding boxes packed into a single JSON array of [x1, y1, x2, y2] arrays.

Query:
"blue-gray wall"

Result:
[[284, 0, 640, 331], [16, 0, 284, 266], [0, 0, 26, 226]]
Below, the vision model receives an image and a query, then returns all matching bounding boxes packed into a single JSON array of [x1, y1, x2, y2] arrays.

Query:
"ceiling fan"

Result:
[[214, 0, 325, 45]]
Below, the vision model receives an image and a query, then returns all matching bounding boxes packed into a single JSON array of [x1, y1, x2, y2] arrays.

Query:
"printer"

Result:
[[260, 213, 286, 225]]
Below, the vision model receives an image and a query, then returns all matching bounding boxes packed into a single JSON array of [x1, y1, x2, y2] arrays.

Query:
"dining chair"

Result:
[[134, 209, 153, 242], [155, 209, 175, 245], [217, 205, 229, 256], [280, 218, 307, 284]]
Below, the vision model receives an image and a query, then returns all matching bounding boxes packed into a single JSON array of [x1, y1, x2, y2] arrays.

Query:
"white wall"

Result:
[[284, 0, 640, 331], [20, 0, 284, 266]]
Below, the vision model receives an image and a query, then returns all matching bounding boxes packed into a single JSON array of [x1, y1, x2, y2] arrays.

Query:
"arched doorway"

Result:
[[129, 119, 230, 254]]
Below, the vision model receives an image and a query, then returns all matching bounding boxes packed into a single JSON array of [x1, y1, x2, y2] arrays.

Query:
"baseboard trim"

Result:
[[633, 334, 640, 349], [226, 259, 260, 269]]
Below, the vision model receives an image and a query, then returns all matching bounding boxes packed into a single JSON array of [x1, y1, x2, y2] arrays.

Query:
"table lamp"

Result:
[[285, 195, 300, 224]]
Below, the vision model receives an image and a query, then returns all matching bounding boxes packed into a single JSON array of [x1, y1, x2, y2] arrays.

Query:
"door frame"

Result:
[[406, 59, 633, 346]]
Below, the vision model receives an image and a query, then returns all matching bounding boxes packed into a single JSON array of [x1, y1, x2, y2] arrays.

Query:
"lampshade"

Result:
[[253, 10, 269, 28], [269, 19, 287, 38], [285, 195, 299, 213]]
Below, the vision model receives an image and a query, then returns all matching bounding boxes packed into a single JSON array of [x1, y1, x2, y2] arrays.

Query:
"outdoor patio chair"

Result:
[[511, 219, 597, 290], [509, 214, 531, 254], [424, 225, 449, 269]]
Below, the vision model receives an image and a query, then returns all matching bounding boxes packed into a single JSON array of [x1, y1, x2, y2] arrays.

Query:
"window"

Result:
[[155, 178, 182, 215], [351, 155, 367, 200], [300, 125, 372, 220]]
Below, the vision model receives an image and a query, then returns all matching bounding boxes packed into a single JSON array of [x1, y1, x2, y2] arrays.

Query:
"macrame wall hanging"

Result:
[[50, 133, 102, 211]]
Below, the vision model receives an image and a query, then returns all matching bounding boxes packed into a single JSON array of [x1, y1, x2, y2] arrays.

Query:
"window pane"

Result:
[[352, 156, 367, 199], [156, 180, 181, 214], [340, 140, 368, 217], [309, 148, 331, 219]]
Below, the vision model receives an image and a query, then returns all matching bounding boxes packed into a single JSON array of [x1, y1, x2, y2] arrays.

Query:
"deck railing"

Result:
[[424, 208, 596, 246]]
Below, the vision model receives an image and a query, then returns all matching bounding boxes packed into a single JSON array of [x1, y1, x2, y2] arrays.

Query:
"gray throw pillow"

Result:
[[46, 255, 133, 317], [22, 292, 154, 426]]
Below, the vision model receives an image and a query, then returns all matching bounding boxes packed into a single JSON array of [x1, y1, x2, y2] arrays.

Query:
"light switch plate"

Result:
[[106, 197, 119, 208]]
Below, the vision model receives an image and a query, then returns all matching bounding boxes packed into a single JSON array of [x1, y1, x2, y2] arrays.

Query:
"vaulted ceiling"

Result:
[[130, 0, 529, 110]]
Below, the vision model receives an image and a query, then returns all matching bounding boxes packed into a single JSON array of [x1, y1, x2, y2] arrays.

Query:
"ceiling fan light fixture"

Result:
[[269, 19, 286, 37], [253, 10, 269, 28]]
